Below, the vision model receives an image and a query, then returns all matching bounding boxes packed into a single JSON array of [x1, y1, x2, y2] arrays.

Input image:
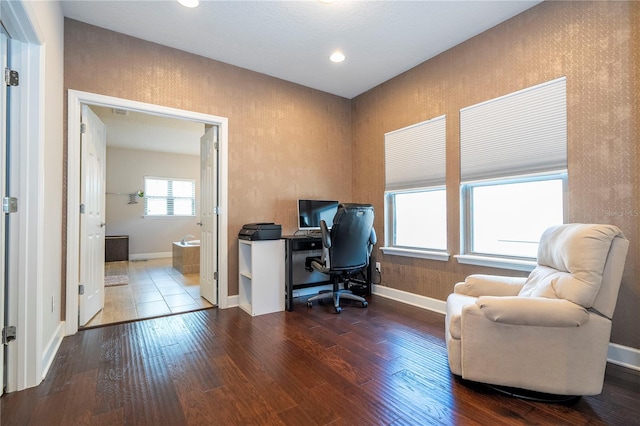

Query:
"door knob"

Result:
[[196, 222, 203, 226], [100, 222, 107, 228]]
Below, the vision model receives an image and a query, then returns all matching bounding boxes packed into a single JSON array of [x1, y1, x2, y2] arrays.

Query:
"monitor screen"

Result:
[[297, 199, 339, 231]]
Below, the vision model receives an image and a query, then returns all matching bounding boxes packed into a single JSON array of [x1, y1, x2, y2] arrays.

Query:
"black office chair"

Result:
[[305, 203, 376, 314]]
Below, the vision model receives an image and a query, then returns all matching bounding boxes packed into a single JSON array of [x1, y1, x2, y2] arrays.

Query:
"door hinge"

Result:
[[214, 141, 219, 150], [80, 203, 85, 214], [2, 197, 18, 214], [78, 284, 85, 295], [80, 123, 87, 134], [2, 326, 16, 345], [213, 271, 218, 280], [4, 68, 18, 86], [214, 206, 221, 215]]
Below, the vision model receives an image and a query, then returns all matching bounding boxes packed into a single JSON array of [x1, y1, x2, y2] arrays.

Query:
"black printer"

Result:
[[238, 223, 282, 241]]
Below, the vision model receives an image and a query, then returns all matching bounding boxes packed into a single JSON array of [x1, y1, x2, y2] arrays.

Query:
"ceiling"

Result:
[[61, 0, 541, 99], [91, 106, 204, 155]]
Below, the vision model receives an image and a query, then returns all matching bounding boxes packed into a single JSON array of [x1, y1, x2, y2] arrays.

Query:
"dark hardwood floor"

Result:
[[2, 296, 640, 425]]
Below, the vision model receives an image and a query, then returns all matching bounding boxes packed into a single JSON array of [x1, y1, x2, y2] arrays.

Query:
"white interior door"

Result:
[[0, 27, 8, 397], [199, 126, 218, 304], [79, 105, 107, 325]]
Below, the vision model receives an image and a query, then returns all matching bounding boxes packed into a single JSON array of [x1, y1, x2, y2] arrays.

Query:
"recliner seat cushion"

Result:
[[518, 224, 625, 307]]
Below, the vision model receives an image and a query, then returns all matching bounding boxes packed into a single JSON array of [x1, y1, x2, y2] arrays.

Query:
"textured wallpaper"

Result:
[[351, 1, 639, 348], [64, 1, 639, 349], [64, 19, 353, 297]]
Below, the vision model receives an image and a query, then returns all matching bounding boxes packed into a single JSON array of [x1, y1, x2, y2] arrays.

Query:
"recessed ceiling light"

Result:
[[330, 51, 345, 63], [177, 0, 199, 8]]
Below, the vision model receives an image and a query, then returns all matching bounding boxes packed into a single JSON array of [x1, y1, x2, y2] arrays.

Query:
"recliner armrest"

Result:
[[454, 274, 526, 297], [474, 296, 590, 327]]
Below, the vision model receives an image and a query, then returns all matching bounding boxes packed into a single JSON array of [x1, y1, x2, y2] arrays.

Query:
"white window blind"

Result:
[[144, 176, 196, 216], [384, 115, 446, 190], [460, 77, 567, 182]]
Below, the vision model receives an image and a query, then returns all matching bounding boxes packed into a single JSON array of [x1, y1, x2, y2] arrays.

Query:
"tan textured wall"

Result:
[[64, 19, 353, 297], [352, 1, 639, 348]]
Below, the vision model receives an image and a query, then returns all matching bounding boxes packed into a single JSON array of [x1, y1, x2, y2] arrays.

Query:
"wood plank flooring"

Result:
[[2, 296, 640, 425]]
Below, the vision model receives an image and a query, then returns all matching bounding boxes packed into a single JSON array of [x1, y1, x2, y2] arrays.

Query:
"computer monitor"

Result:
[[297, 199, 339, 231]]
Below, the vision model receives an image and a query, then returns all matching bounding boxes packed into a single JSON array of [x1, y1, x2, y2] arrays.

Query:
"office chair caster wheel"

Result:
[[307, 301, 313, 308], [362, 301, 368, 308], [335, 307, 342, 314]]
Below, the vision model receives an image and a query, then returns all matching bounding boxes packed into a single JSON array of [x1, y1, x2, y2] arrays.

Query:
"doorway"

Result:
[[80, 105, 214, 327], [66, 90, 229, 335]]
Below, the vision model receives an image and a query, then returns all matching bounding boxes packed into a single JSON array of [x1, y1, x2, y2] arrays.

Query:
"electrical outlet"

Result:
[[375, 262, 381, 273]]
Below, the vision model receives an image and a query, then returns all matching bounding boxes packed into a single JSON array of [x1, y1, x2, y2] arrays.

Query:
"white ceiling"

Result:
[[91, 106, 204, 155], [61, 0, 541, 99]]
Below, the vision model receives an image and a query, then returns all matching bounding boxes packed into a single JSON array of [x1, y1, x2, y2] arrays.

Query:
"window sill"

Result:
[[455, 254, 536, 272], [380, 247, 450, 261], [142, 215, 196, 220]]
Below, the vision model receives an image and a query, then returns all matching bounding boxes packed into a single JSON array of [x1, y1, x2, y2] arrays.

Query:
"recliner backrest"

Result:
[[327, 203, 375, 272], [518, 224, 628, 314]]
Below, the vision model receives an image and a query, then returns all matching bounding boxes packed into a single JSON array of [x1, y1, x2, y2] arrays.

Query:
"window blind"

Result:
[[144, 176, 195, 216], [460, 77, 567, 182], [384, 115, 446, 191]]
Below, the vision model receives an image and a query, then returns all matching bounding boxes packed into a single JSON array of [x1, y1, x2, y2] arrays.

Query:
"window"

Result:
[[144, 176, 196, 217], [383, 115, 448, 260], [458, 77, 567, 268], [389, 188, 447, 250], [462, 173, 566, 259]]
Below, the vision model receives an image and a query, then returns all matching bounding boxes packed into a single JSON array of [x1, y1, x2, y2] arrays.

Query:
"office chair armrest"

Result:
[[320, 220, 331, 248], [367, 228, 377, 257]]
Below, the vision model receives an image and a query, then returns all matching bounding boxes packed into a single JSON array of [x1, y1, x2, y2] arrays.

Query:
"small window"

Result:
[[144, 176, 195, 217], [387, 188, 447, 251], [382, 115, 448, 260], [461, 173, 566, 259]]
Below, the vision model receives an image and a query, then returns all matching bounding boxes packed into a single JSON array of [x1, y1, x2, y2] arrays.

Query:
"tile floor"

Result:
[[83, 258, 213, 328]]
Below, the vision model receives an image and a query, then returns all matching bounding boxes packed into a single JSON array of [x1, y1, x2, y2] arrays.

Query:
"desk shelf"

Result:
[[238, 239, 284, 316]]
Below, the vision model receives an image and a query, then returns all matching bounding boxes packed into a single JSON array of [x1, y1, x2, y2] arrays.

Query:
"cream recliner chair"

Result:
[[446, 224, 629, 396]]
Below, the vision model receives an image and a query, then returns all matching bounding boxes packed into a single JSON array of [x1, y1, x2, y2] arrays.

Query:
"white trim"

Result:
[[454, 254, 536, 272], [607, 343, 640, 372], [292, 284, 333, 298], [380, 247, 450, 262], [372, 284, 446, 315], [227, 294, 239, 308], [371, 286, 640, 371], [3, 13, 45, 392], [67, 90, 230, 335], [40, 321, 65, 381], [129, 252, 172, 261], [0, 0, 42, 43]]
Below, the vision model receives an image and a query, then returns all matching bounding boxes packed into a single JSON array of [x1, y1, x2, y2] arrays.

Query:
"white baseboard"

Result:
[[41, 321, 65, 382], [129, 252, 172, 261], [227, 294, 238, 308], [371, 284, 640, 371], [293, 284, 333, 298], [372, 284, 446, 315], [608, 343, 640, 372]]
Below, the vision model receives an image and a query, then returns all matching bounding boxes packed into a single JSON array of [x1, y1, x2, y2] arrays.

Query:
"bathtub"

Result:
[[172, 241, 200, 274]]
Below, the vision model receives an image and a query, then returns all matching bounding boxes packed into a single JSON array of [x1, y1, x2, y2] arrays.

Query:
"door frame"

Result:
[[1, 0, 47, 392], [66, 90, 229, 335]]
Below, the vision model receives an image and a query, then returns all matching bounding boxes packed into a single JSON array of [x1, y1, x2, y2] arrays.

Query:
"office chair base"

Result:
[[307, 289, 368, 314]]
